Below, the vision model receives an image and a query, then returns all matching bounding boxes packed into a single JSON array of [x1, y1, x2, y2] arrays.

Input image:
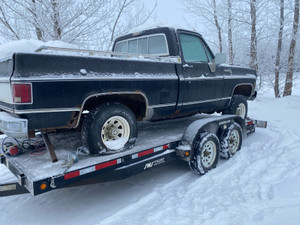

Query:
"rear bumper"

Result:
[[0, 112, 28, 138]]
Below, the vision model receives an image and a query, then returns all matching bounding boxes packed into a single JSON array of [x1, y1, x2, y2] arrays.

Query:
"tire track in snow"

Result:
[[99, 121, 300, 225]]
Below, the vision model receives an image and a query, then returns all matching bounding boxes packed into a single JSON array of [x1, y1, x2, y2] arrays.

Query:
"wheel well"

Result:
[[233, 85, 252, 97], [82, 94, 147, 121]]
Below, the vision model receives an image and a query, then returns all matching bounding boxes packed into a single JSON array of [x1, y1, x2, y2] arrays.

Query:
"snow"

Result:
[[12, 71, 178, 81], [0, 88, 300, 224], [127, 23, 187, 35], [104, 137, 128, 150], [0, 39, 75, 62]]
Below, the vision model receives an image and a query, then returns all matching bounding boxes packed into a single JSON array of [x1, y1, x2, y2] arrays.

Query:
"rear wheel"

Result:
[[223, 95, 248, 120], [81, 102, 137, 155], [189, 132, 220, 175], [220, 123, 243, 159]]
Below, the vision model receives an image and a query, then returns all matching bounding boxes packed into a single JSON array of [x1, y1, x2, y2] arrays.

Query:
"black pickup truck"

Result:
[[0, 27, 257, 154]]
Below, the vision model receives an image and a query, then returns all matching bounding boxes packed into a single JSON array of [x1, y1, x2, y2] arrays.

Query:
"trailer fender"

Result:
[[181, 115, 245, 149]]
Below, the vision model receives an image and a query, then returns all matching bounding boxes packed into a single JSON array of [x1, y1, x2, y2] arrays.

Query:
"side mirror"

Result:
[[215, 53, 226, 64]]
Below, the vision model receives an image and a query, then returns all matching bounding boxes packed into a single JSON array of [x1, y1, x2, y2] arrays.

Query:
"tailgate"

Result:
[[0, 58, 14, 106]]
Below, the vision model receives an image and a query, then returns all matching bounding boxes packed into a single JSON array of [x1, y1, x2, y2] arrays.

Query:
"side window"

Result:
[[128, 39, 137, 54], [115, 41, 127, 53], [148, 35, 168, 55], [179, 33, 208, 63]]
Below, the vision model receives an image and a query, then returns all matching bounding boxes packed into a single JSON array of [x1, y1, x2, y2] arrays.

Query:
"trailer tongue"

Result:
[[0, 115, 267, 197]]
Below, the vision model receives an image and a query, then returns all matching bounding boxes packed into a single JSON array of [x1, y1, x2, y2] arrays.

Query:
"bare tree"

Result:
[[181, 0, 224, 53], [51, 0, 61, 40], [107, 0, 156, 50], [31, 0, 43, 40], [250, 0, 258, 72], [274, 0, 285, 98], [0, 1, 21, 40], [180, 0, 299, 96], [227, 0, 234, 64], [213, 0, 223, 53], [283, 0, 299, 96], [0, 0, 155, 49]]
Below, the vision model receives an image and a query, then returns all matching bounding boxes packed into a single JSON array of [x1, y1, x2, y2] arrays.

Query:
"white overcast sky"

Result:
[[145, 0, 195, 28]]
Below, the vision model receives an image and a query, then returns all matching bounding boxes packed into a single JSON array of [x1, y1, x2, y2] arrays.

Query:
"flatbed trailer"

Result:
[[0, 115, 267, 197]]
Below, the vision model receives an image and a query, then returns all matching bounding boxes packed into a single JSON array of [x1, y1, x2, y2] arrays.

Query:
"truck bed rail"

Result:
[[35, 46, 182, 64]]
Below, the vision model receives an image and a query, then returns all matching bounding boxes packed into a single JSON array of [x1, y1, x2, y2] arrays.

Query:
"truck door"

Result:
[[177, 32, 224, 114]]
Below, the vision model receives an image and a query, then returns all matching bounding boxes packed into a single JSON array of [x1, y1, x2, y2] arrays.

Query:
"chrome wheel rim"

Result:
[[236, 103, 246, 119], [228, 129, 240, 154], [101, 116, 130, 150], [201, 140, 217, 168]]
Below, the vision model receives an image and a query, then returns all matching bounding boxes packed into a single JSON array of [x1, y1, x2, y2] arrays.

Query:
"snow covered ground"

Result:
[[0, 86, 300, 225]]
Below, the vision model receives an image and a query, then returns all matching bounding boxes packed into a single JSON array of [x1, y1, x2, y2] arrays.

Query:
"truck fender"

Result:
[[74, 92, 149, 128]]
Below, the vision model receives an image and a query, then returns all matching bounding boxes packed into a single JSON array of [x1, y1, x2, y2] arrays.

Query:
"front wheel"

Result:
[[81, 103, 137, 155], [189, 132, 220, 175], [223, 95, 248, 120]]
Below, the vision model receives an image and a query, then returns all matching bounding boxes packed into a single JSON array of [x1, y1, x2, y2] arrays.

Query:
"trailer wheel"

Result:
[[223, 95, 248, 120], [220, 123, 242, 159], [81, 103, 137, 155], [189, 132, 220, 175]]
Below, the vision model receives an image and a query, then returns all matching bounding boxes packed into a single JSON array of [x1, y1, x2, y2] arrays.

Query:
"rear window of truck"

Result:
[[114, 34, 169, 56]]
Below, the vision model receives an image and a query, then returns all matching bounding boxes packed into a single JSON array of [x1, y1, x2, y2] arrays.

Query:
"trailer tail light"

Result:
[[40, 183, 47, 190], [12, 84, 32, 104]]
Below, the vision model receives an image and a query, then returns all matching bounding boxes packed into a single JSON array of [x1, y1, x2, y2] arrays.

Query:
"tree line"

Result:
[[0, 0, 299, 97], [0, 0, 156, 50], [182, 0, 299, 97]]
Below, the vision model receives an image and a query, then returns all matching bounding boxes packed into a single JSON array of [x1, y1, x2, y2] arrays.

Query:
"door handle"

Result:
[[183, 64, 193, 69]]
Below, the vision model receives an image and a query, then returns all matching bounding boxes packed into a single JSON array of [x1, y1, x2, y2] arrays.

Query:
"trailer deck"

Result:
[[0, 114, 266, 197]]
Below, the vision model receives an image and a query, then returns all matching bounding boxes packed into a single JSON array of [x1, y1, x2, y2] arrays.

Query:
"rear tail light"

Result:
[[12, 83, 32, 104]]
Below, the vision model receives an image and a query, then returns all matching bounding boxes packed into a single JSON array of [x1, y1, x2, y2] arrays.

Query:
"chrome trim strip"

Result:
[[11, 75, 179, 82], [75, 91, 149, 128], [182, 97, 231, 106], [14, 108, 80, 114], [0, 79, 11, 83], [10, 74, 255, 82], [149, 103, 177, 108], [184, 75, 256, 81], [184, 76, 224, 81], [0, 105, 13, 113], [224, 75, 256, 79]]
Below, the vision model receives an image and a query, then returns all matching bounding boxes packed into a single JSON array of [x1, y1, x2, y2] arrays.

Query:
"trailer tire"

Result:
[[223, 95, 248, 120], [81, 102, 137, 155], [189, 132, 220, 175], [220, 122, 242, 159]]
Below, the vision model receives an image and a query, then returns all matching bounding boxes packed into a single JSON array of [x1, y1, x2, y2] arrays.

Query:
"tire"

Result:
[[223, 95, 248, 120], [81, 102, 137, 155], [220, 123, 242, 159], [189, 132, 220, 175]]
